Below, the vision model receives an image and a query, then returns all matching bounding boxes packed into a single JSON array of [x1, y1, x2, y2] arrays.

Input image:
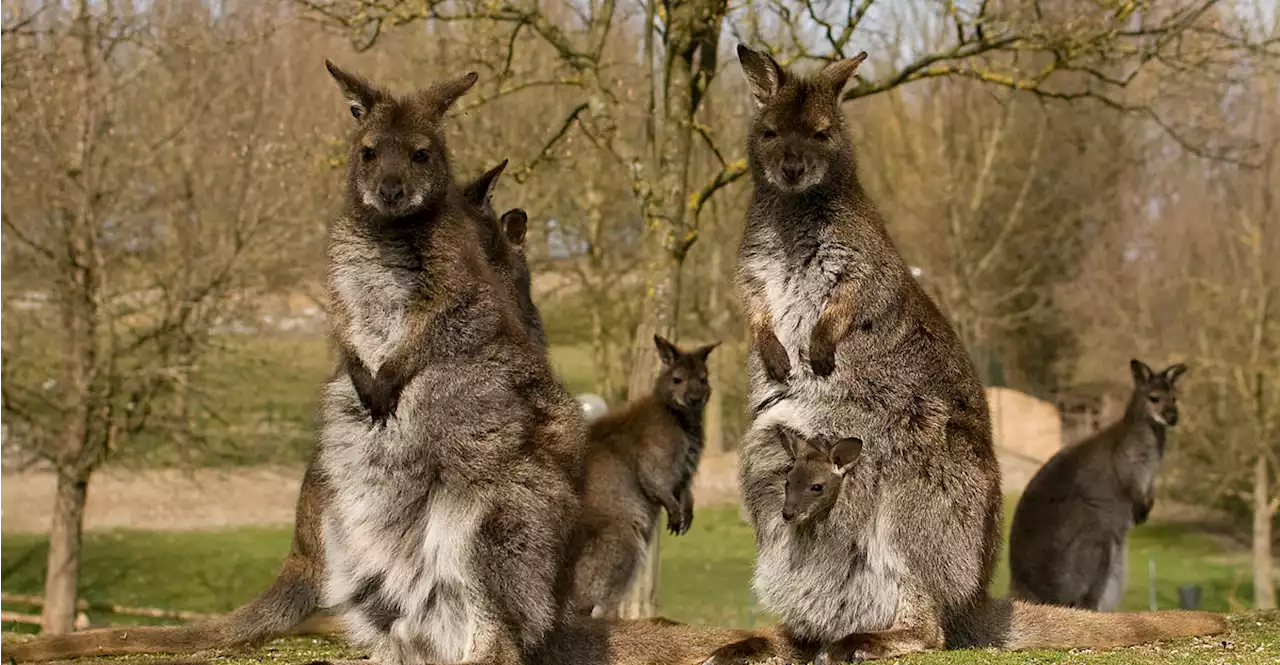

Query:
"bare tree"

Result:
[[1, 0, 324, 631]]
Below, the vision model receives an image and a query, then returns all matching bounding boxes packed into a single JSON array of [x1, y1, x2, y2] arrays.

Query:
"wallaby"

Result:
[[704, 45, 1226, 664], [777, 426, 863, 525], [316, 60, 591, 665], [0, 162, 548, 664], [460, 161, 546, 347], [570, 335, 719, 618], [1010, 360, 1187, 611]]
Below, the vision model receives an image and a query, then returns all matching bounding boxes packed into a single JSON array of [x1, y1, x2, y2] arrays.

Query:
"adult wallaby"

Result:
[[1010, 360, 1187, 611], [777, 426, 863, 525], [706, 45, 1226, 664], [0, 161, 547, 664], [317, 59, 589, 665], [570, 335, 719, 618]]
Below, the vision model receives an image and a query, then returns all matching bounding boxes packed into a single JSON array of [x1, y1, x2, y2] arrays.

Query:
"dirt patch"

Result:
[[1, 451, 1226, 535]]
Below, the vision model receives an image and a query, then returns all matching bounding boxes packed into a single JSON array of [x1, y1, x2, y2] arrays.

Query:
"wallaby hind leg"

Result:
[[1094, 542, 1127, 612], [815, 597, 946, 663]]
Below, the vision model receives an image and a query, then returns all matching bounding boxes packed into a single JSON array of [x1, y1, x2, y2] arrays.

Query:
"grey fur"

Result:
[[318, 63, 586, 665], [1009, 360, 1187, 611], [726, 44, 1001, 660]]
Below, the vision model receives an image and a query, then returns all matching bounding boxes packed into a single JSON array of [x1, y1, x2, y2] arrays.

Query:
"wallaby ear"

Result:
[[817, 51, 868, 96], [1163, 363, 1188, 385], [501, 209, 528, 247], [776, 426, 801, 459], [430, 71, 480, 115], [737, 44, 786, 108], [463, 160, 509, 209], [692, 341, 721, 363], [829, 437, 863, 473], [653, 335, 680, 366], [1130, 359, 1154, 385], [326, 60, 380, 120]]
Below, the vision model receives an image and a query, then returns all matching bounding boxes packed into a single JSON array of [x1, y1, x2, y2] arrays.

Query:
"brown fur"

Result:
[[705, 45, 1227, 664], [569, 336, 719, 617], [777, 426, 863, 525]]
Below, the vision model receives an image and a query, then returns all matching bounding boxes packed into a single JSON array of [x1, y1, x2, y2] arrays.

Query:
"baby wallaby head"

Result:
[[778, 425, 864, 524], [325, 60, 478, 221], [653, 335, 721, 412], [1129, 359, 1187, 427], [736, 44, 867, 194]]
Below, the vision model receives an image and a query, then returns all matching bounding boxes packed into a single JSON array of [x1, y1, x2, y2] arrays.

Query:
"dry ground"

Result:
[[0, 451, 1222, 535]]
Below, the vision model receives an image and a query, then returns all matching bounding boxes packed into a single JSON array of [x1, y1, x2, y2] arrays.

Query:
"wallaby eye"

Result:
[[1148, 395, 1160, 404], [813, 130, 829, 141], [412, 149, 430, 163], [360, 147, 376, 162], [673, 377, 683, 384], [762, 128, 778, 139], [809, 484, 824, 493]]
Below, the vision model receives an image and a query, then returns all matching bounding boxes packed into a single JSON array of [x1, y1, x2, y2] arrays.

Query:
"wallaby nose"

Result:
[[781, 162, 805, 184], [782, 509, 795, 522], [378, 181, 405, 204], [1164, 410, 1179, 426]]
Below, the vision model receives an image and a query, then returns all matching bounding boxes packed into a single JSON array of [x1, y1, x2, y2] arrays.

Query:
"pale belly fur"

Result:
[[743, 402, 904, 642]]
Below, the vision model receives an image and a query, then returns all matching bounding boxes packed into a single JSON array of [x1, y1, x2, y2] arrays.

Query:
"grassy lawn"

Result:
[[2, 500, 1275, 663], [1, 502, 1261, 629]]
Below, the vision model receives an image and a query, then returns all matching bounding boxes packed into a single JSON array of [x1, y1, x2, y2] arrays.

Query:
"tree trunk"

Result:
[[40, 471, 89, 634], [620, 0, 728, 619], [1253, 456, 1277, 609]]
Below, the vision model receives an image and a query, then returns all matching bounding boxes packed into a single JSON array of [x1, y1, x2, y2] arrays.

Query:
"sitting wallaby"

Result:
[[317, 59, 594, 665], [778, 426, 863, 524], [570, 335, 719, 618], [1010, 359, 1187, 611], [707, 45, 1226, 664], [0, 159, 543, 664]]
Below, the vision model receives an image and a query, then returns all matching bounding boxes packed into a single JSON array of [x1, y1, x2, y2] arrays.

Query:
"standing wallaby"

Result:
[[0, 160, 548, 664], [316, 59, 591, 665], [705, 45, 1226, 664], [778, 426, 863, 525], [569, 335, 719, 618], [1010, 360, 1187, 611]]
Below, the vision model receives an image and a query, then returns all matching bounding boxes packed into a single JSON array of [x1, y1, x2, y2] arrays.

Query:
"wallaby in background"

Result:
[[461, 161, 547, 347], [1009, 360, 1188, 611], [778, 426, 863, 524], [0, 161, 548, 664], [570, 335, 719, 618], [707, 45, 1226, 664], [317, 59, 592, 665]]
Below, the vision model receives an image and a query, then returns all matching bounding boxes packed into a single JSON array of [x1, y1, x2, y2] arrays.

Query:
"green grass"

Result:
[[1, 503, 1259, 632], [1, 503, 1275, 664]]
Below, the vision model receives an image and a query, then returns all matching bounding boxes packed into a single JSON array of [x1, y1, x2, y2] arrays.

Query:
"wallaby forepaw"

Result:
[[758, 333, 792, 383], [808, 335, 837, 378]]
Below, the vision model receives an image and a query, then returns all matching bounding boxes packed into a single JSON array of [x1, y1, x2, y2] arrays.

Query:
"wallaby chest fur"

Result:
[[1010, 360, 1185, 611]]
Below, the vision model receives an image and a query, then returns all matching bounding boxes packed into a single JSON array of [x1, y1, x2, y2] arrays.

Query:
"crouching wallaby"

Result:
[[570, 335, 719, 618], [707, 45, 1226, 664], [778, 426, 863, 524], [0, 162, 547, 664], [1010, 360, 1187, 611]]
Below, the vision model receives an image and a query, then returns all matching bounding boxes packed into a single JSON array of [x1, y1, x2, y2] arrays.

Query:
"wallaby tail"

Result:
[[962, 596, 1229, 651], [546, 617, 803, 665], [2, 557, 322, 663]]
